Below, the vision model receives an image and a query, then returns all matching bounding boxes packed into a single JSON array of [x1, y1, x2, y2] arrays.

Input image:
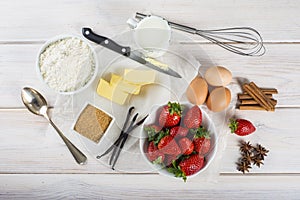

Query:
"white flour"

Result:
[[39, 37, 95, 92]]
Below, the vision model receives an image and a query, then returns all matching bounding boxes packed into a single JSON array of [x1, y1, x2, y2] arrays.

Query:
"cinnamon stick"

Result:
[[239, 105, 275, 112], [243, 83, 274, 111], [241, 98, 277, 106], [238, 93, 273, 100], [249, 82, 276, 108], [243, 88, 278, 95]]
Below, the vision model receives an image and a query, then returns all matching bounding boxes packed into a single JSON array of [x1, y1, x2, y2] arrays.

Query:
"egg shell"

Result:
[[186, 76, 208, 105], [205, 66, 232, 86], [206, 87, 231, 112]]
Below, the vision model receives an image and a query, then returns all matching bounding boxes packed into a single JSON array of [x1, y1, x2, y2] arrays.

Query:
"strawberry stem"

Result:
[[167, 101, 183, 115], [154, 129, 169, 146], [229, 118, 238, 133], [166, 160, 187, 182], [191, 126, 210, 138], [144, 127, 169, 146], [144, 126, 158, 142], [152, 156, 163, 164]]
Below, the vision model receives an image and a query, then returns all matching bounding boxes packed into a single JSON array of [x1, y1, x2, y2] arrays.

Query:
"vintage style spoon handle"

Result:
[[47, 117, 87, 165]]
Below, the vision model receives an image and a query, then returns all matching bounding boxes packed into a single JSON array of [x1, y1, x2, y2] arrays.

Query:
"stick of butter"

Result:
[[110, 73, 123, 85], [110, 74, 141, 95], [123, 69, 156, 84], [144, 58, 169, 70], [97, 78, 128, 105]]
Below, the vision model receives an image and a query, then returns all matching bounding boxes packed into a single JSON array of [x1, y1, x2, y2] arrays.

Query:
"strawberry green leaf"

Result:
[[152, 156, 163, 164], [176, 153, 193, 163], [144, 126, 158, 142], [167, 101, 183, 115], [191, 126, 210, 138], [154, 129, 169, 146], [166, 160, 187, 182], [229, 118, 238, 133]]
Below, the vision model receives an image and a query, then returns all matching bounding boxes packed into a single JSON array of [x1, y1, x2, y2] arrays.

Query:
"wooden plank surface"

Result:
[[1, 174, 300, 199], [1, 0, 300, 42], [0, 108, 299, 174], [1, 44, 299, 108]]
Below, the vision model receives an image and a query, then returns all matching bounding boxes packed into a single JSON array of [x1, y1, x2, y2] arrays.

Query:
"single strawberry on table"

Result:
[[184, 105, 202, 129], [169, 126, 189, 138], [229, 118, 256, 136], [159, 102, 182, 127], [191, 126, 211, 155], [178, 137, 194, 155], [158, 135, 181, 156]]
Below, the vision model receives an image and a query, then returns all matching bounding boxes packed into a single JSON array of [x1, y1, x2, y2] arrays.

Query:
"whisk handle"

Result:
[[168, 22, 197, 34]]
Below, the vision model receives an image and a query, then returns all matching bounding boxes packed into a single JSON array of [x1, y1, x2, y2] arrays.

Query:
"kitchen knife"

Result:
[[82, 27, 182, 78]]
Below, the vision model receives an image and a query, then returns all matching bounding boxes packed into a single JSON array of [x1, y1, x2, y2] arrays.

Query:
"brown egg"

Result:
[[206, 87, 231, 112], [205, 66, 232, 86], [186, 76, 208, 105]]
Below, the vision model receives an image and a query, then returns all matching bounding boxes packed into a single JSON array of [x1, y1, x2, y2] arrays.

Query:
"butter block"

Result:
[[114, 81, 141, 95], [110, 74, 122, 85], [145, 57, 169, 70], [124, 69, 156, 84], [97, 78, 128, 105], [110, 73, 141, 94]]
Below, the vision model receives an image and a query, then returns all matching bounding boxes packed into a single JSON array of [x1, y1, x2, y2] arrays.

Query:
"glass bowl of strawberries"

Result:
[[140, 101, 217, 182]]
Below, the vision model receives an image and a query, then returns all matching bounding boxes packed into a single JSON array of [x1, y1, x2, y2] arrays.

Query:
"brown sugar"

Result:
[[74, 104, 113, 143]]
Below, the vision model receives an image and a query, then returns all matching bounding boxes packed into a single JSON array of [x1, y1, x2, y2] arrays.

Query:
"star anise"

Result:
[[239, 141, 253, 154], [241, 151, 254, 164], [253, 157, 264, 168], [254, 144, 269, 160], [237, 161, 252, 174], [236, 141, 269, 174]]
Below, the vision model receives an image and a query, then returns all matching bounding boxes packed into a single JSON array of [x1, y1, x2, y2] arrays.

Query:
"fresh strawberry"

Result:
[[178, 137, 194, 155], [159, 102, 182, 127], [193, 138, 211, 155], [184, 106, 202, 129], [169, 126, 189, 138], [164, 154, 178, 166], [153, 129, 169, 146], [147, 141, 165, 163], [167, 154, 205, 182], [146, 141, 159, 161], [149, 124, 162, 132], [158, 135, 181, 156], [191, 126, 211, 155], [179, 154, 205, 176], [229, 118, 256, 136], [152, 152, 165, 164]]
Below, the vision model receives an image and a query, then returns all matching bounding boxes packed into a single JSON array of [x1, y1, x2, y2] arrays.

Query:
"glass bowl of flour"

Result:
[[36, 35, 98, 95]]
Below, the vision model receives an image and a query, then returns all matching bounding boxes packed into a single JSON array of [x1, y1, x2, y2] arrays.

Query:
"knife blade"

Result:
[[82, 27, 182, 78]]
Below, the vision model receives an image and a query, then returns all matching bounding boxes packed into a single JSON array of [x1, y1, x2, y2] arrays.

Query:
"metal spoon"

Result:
[[21, 87, 87, 165]]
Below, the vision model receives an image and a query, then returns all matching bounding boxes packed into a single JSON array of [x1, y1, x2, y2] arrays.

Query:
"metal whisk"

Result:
[[135, 12, 265, 56]]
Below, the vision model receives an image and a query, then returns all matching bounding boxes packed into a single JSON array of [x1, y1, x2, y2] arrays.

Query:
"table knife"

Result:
[[82, 27, 182, 78]]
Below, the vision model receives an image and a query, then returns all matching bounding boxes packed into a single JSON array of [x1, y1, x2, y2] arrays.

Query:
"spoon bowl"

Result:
[[21, 87, 48, 116], [21, 87, 87, 165]]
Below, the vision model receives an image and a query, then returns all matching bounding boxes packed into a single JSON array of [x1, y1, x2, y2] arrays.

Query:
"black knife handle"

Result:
[[82, 27, 131, 56]]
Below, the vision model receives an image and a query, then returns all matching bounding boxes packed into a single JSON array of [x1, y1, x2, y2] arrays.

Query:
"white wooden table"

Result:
[[1, 1, 300, 199]]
